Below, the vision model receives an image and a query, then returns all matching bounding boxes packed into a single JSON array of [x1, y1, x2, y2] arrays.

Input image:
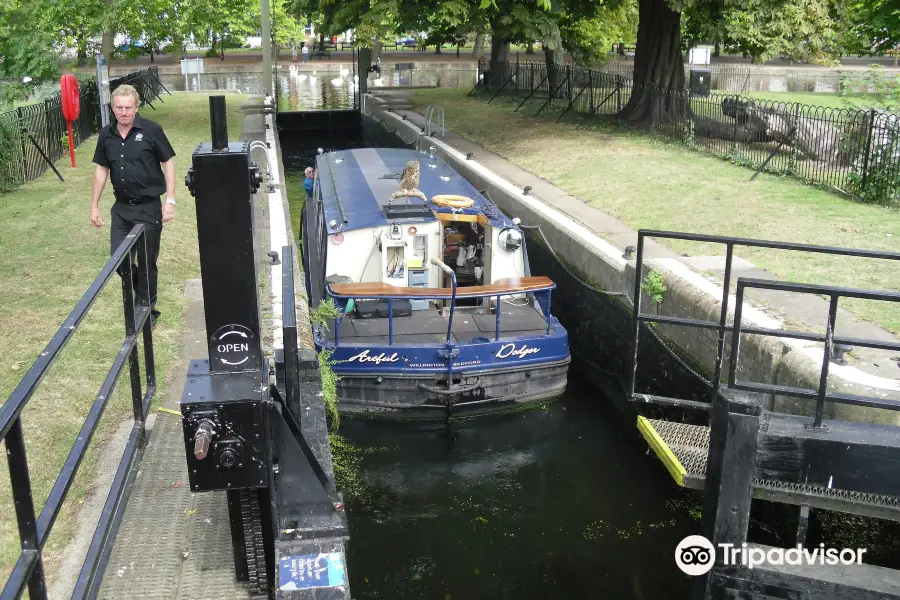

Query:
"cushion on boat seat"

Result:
[[354, 299, 413, 319]]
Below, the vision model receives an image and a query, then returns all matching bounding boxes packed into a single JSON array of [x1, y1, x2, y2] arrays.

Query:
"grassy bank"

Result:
[[742, 91, 881, 110], [0, 92, 245, 583], [408, 88, 900, 333]]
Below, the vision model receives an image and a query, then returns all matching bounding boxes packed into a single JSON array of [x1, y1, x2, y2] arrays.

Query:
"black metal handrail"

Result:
[[730, 278, 900, 427], [0, 224, 156, 600], [628, 229, 900, 422]]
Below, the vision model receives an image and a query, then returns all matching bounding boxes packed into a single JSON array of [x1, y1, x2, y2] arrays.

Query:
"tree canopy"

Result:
[[3, 0, 900, 109]]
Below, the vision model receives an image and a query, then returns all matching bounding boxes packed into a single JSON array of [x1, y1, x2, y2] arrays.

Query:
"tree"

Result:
[[722, 0, 841, 65], [45, 0, 107, 63], [560, 0, 638, 68], [117, 0, 181, 62], [840, 0, 900, 55], [620, 0, 845, 123], [0, 0, 60, 103], [181, 0, 259, 55]]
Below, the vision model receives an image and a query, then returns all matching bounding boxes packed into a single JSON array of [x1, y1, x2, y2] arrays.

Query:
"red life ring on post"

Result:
[[60, 74, 80, 167], [60, 74, 80, 121]]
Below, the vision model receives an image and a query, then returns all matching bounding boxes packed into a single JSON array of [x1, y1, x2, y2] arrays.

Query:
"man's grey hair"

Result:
[[111, 84, 141, 104]]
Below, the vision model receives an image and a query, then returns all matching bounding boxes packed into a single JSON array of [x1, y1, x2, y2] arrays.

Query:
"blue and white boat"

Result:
[[301, 147, 570, 420]]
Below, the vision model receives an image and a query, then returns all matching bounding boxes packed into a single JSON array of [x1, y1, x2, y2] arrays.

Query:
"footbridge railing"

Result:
[[627, 229, 900, 600], [0, 224, 156, 599], [627, 229, 900, 422]]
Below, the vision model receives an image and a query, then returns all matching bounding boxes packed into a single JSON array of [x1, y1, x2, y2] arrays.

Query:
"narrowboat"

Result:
[[300, 147, 570, 420]]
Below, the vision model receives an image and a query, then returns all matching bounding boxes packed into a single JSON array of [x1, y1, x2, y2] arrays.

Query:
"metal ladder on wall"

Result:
[[424, 105, 445, 137]]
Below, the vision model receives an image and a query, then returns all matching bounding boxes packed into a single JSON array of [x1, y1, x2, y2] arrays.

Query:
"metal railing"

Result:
[[627, 229, 900, 424], [730, 279, 900, 427], [0, 66, 167, 193], [109, 65, 166, 110], [324, 276, 556, 347], [0, 224, 156, 599], [473, 60, 900, 207]]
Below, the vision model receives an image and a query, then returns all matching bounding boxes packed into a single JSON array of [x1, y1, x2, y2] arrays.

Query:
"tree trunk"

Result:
[[543, 23, 565, 99], [101, 25, 116, 64], [618, 0, 687, 124], [544, 47, 564, 99], [473, 29, 485, 60], [526, 41, 534, 55], [487, 31, 509, 89], [434, 40, 442, 55], [101, 0, 116, 63], [373, 39, 383, 64], [319, 32, 325, 52]]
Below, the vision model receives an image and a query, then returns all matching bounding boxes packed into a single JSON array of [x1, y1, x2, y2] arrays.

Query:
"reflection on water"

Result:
[[159, 64, 478, 112], [340, 376, 702, 599], [719, 73, 842, 93]]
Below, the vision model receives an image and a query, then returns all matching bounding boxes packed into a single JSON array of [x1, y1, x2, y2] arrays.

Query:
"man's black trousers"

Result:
[[110, 199, 162, 312]]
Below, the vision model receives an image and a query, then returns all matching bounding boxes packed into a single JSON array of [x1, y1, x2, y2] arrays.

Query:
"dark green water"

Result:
[[338, 376, 702, 599]]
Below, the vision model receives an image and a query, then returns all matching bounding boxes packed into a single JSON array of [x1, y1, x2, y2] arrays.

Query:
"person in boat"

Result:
[[304, 166, 315, 199]]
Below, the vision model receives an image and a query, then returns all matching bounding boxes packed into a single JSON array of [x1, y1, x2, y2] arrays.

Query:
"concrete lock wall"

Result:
[[361, 95, 900, 427]]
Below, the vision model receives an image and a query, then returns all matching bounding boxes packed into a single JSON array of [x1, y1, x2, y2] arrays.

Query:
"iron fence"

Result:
[[0, 66, 164, 193], [474, 60, 900, 206], [110, 65, 165, 109]]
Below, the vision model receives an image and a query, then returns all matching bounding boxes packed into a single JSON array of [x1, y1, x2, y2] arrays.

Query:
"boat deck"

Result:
[[330, 300, 551, 345]]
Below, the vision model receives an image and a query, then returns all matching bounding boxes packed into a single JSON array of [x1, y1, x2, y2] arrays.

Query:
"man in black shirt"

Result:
[[90, 84, 176, 328]]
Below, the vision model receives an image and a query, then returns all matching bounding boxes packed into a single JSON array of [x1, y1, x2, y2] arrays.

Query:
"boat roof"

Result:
[[314, 148, 517, 233]]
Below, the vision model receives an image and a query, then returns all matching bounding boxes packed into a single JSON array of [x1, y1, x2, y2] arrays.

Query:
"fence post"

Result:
[[16, 107, 28, 180], [861, 108, 876, 191], [589, 70, 593, 114]]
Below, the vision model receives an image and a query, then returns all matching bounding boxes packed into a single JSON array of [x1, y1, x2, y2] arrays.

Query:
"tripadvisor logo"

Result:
[[675, 535, 868, 576]]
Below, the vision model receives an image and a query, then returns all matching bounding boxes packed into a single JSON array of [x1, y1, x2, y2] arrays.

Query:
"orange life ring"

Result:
[[431, 194, 474, 209]]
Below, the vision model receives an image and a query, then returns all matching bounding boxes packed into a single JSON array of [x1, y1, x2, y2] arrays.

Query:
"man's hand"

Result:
[[90, 206, 103, 228], [163, 202, 175, 223]]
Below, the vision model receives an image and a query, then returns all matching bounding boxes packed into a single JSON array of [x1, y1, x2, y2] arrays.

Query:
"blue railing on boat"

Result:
[[324, 263, 557, 346]]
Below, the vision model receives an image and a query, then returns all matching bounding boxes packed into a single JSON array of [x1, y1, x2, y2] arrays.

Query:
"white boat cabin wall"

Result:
[[324, 213, 527, 309]]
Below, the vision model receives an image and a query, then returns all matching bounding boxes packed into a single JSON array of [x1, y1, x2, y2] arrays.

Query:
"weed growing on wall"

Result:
[[643, 270, 667, 306], [318, 348, 340, 431]]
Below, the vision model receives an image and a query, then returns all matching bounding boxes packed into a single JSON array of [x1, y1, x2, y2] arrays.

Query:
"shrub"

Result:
[[0, 113, 24, 193]]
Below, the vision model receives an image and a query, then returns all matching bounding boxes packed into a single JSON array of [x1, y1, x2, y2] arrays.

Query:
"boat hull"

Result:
[[333, 357, 570, 421]]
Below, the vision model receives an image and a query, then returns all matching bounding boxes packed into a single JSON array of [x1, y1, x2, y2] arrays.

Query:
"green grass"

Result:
[[408, 88, 900, 333], [0, 91, 245, 582], [742, 91, 880, 110]]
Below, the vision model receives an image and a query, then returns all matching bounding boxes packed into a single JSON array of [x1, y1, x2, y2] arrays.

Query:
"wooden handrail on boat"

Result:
[[327, 276, 555, 299]]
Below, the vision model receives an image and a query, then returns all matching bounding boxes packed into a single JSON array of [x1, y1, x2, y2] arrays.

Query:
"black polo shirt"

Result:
[[92, 114, 176, 201]]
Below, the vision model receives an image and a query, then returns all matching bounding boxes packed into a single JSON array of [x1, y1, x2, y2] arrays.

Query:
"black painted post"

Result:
[[358, 47, 371, 98], [861, 109, 876, 191], [189, 97, 264, 375], [693, 387, 762, 600]]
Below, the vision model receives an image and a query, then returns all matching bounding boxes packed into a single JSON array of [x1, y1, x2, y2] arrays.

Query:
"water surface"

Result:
[[338, 376, 701, 599]]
